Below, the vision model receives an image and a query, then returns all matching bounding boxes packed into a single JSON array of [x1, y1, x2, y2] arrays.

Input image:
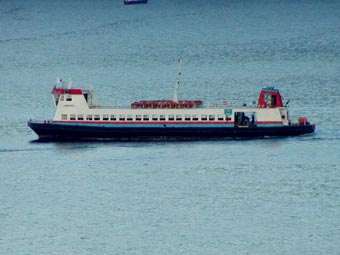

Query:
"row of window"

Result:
[[61, 114, 232, 121]]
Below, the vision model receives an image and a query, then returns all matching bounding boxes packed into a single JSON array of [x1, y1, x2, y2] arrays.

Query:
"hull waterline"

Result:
[[28, 120, 316, 142]]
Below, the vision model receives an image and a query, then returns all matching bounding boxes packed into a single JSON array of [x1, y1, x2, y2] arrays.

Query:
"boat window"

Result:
[[70, 114, 76, 120], [192, 115, 199, 121], [176, 115, 182, 121], [143, 115, 149, 121], [217, 114, 224, 121], [185, 115, 191, 121], [160, 115, 166, 121], [127, 115, 133, 121], [66, 95, 72, 101], [168, 115, 174, 121], [119, 115, 125, 121], [152, 115, 158, 121], [110, 115, 116, 121], [271, 95, 277, 106], [94, 115, 100, 121], [77, 114, 84, 120], [209, 115, 215, 121], [103, 114, 109, 121], [61, 114, 67, 120], [86, 115, 93, 121], [265, 94, 277, 107], [61, 95, 64, 101], [201, 115, 207, 121], [136, 115, 142, 121]]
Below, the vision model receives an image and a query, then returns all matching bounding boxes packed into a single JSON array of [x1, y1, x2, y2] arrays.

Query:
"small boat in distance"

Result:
[[27, 62, 315, 141], [124, 0, 148, 5]]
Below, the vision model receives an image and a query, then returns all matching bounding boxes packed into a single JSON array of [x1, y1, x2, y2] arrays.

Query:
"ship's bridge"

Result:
[[51, 86, 99, 108], [257, 87, 283, 108]]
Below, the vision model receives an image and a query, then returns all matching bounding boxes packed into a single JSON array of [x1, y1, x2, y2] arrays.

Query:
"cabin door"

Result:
[[234, 112, 256, 127]]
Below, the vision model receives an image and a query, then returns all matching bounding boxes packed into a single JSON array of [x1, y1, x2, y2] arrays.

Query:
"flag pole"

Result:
[[173, 59, 182, 103]]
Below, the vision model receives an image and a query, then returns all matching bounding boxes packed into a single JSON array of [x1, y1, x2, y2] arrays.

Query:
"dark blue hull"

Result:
[[124, 0, 148, 5], [28, 121, 316, 142]]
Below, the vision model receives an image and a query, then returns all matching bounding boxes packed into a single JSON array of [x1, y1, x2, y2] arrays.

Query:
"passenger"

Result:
[[244, 116, 250, 126], [251, 115, 255, 126]]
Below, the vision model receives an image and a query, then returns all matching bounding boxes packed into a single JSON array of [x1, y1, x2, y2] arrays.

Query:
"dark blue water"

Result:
[[1, 0, 340, 254]]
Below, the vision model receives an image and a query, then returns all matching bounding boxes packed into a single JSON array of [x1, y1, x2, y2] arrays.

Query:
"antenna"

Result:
[[173, 59, 182, 103]]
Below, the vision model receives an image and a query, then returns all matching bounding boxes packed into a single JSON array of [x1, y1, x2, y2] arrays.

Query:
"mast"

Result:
[[68, 78, 73, 89], [173, 59, 182, 103]]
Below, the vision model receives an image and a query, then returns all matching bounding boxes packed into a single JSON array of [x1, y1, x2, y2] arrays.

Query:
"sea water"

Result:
[[1, 0, 340, 254]]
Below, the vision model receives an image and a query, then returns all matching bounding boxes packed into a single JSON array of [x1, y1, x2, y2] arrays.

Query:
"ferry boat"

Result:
[[124, 0, 148, 5], [27, 65, 315, 141]]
